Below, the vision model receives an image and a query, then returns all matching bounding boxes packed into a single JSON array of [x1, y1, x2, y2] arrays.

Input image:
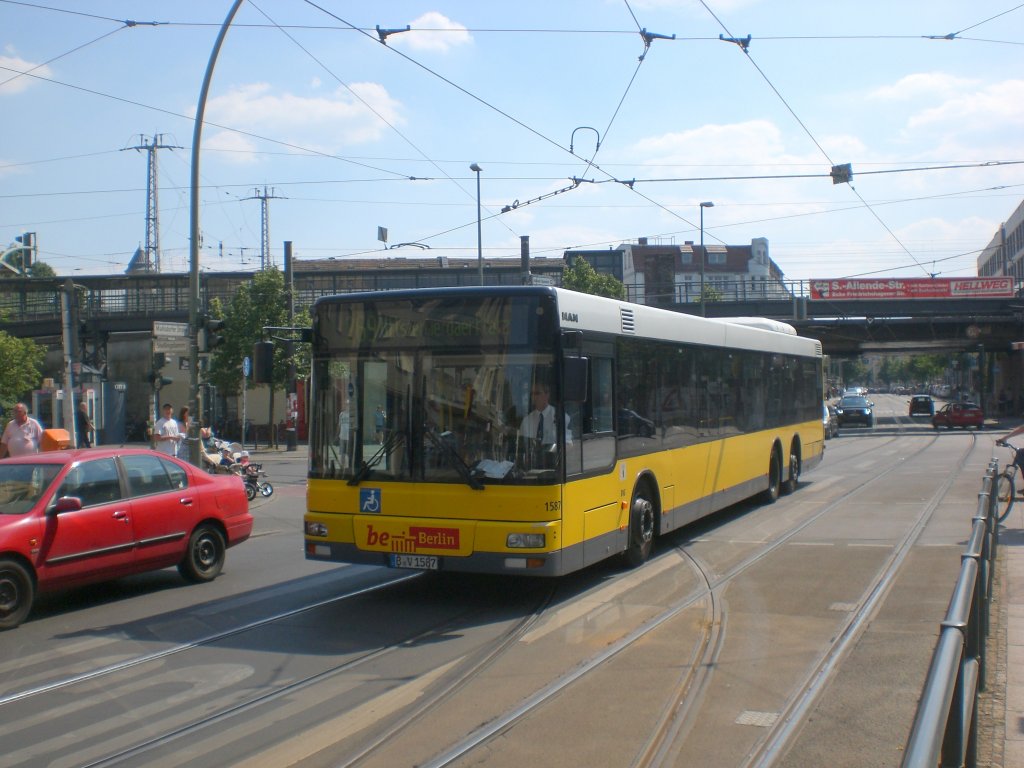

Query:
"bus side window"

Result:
[[576, 356, 615, 475], [588, 357, 614, 434]]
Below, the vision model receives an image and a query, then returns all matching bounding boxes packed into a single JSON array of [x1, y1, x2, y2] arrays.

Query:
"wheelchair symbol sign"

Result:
[[360, 488, 381, 513]]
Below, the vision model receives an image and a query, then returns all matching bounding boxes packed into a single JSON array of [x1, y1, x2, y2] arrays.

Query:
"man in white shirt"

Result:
[[0, 403, 44, 458], [153, 403, 181, 456], [519, 383, 571, 468]]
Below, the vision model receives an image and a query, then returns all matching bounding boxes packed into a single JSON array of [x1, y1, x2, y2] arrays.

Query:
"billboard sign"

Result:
[[809, 277, 1014, 301]]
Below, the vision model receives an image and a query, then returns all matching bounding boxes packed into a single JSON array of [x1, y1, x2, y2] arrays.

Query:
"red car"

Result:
[[0, 447, 252, 630], [932, 402, 985, 430]]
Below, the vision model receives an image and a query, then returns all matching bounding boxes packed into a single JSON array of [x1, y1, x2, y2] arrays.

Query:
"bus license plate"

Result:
[[389, 554, 439, 570]]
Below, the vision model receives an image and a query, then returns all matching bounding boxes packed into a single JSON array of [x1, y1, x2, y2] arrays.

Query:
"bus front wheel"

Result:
[[624, 489, 655, 567]]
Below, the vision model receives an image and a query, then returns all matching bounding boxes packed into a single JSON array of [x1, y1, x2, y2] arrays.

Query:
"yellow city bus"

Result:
[[304, 286, 824, 575]]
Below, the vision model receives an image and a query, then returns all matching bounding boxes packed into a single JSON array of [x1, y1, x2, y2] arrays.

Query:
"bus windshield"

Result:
[[309, 292, 565, 485]]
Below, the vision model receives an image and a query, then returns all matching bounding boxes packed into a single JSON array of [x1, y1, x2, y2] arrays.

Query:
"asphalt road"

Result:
[[0, 394, 1000, 768]]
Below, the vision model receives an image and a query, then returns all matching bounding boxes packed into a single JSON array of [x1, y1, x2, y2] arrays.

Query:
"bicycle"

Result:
[[995, 440, 1022, 523]]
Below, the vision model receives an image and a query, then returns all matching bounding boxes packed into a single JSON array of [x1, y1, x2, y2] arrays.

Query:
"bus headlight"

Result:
[[507, 533, 545, 548], [306, 522, 328, 537]]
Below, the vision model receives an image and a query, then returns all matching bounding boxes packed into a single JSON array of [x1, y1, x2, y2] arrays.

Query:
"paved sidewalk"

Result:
[[1004, 524, 1024, 766]]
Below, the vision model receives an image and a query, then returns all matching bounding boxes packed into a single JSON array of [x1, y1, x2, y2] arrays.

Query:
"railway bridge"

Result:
[[3, 270, 1024, 440], [3, 271, 1023, 357]]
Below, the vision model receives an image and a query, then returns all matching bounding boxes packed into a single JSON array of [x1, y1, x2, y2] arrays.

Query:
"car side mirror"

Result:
[[51, 496, 83, 515]]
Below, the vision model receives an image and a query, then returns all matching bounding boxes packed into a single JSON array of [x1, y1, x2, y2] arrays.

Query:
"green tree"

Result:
[[207, 269, 306, 440], [700, 283, 723, 304], [0, 258, 56, 278], [907, 353, 946, 387], [841, 358, 869, 386], [562, 256, 626, 299], [28, 261, 56, 278], [878, 356, 902, 388], [0, 330, 46, 410]]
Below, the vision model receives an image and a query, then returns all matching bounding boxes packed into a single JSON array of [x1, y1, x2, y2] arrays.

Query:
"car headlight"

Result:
[[507, 533, 545, 548]]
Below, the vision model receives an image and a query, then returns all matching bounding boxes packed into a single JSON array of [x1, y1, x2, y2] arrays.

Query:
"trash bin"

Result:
[[286, 428, 297, 451], [41, 428, 72, 452]]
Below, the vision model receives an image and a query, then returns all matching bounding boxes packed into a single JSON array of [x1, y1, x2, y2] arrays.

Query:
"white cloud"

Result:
[[203, 81, 403, 156], [869, 72, 978, 101], [631, 120, 793, 166], [204, 131, 261, 165], [907, 79, 1024, 133], [897, 215, 998, 246], [390, 12, 472, 53], [626, 0, 757, 12], [0, 54, 52, 95]]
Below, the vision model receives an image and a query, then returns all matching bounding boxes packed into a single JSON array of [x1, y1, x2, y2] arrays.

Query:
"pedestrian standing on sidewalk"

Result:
[[76, 401, 94, 448], [0, 403, 44, 458]]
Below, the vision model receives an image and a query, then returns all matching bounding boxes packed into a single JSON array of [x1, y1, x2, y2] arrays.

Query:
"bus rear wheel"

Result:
[[782, 451, 800, 495], [762, 450, 782, 504], [624, 490, 655, 567]]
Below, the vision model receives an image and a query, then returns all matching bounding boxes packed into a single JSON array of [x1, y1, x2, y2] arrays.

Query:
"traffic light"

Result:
[[147, 372, 173, 388], [14, 232, 34, 269], [252, 341, 274, 384], [198, 315, 227, 353], [153, 352, 167, 370]]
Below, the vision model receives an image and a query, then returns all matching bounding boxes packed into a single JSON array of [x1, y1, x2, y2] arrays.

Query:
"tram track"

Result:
[[742, 431, 979, 767], [415, 428, 977, 768], [1, 423, 981, 768], [0, 571, 560, 768], [0, 573, 421, 708]]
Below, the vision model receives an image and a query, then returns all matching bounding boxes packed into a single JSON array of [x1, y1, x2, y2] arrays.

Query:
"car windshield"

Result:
[[840, 396, 869, 407], [0, 462, 62, 515]]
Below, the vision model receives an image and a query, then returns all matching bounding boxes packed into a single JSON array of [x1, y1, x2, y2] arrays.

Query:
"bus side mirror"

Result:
[[563, 357, 588, 402]]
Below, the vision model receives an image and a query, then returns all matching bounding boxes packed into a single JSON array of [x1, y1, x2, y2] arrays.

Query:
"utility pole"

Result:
[[244, 186, 284, 270], [125, 134, 180, 272]]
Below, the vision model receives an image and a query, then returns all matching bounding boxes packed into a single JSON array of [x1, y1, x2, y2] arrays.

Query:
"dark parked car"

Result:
[[823, 403, 838, 439], [835, 395, 874, 428], [932, 402, 984, 430], [0, 447, 253, 630], [908, 394, 935, 416]]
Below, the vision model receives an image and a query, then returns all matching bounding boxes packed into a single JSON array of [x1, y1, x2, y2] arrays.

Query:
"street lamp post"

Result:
[[699, 201, 714, 316], [470, 163, 483, 285]]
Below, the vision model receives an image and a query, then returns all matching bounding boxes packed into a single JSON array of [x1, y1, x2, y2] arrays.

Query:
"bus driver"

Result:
[[519, 382, 571, 466]]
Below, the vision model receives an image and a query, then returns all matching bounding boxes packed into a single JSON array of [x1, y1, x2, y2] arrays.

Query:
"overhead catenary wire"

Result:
[[698, 0, 945, 275], [4, 0, 1019, 276]]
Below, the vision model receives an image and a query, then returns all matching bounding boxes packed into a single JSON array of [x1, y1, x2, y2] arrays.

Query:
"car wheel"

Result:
[[178, 525, 226, 583], [0, 559, 34, 631]]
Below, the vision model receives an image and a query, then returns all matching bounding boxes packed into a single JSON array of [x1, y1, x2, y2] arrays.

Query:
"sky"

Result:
[[1, 0, 1022, 283]]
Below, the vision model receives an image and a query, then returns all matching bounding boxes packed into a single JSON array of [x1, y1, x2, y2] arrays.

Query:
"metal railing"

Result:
[[901, 462, 999, 767]]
